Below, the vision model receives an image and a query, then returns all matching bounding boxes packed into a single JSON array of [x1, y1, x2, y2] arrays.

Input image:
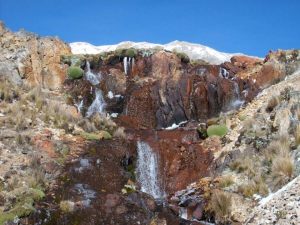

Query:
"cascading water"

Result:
[[136, 141, 164, 199], [74, 99, 84, 113], [123, 57, 132, 75], [231, 81, 244, 109], [86, 89, 106, 117], [85, 61, 100, 85]]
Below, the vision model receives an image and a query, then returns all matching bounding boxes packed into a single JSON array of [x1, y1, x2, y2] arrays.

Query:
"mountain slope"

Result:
[[70, 40, 246, 65]]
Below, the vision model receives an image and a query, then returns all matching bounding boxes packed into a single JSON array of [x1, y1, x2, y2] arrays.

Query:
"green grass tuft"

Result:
[[67, 66, 84, 79], [207, 124, 228, 137]]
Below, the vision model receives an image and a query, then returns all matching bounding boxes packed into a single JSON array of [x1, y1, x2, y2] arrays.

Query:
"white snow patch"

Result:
[[110, 113, 118, 118], [164, 121, 187, 130], [107, 91, 123, 99], [70, 41, 259, 65], [107, 91, 114, 99]]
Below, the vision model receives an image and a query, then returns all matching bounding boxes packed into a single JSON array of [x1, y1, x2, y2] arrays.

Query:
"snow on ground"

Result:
[[70, 40, 254, 65]]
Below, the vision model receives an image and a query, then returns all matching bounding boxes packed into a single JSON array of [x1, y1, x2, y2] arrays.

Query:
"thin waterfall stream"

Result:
[[136, 141, 165, 200]]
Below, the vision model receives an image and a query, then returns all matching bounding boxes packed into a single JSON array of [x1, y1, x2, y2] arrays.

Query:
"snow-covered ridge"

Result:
[[70, 40, 247, 65]]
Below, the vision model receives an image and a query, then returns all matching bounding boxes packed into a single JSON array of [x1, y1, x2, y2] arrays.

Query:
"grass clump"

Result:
[[266, 96, 279, 112], [229, 157, 255, 177], [218, 175, 234, 188], [67, 66, 84, 79], [59, 200, 75, 213], [207, 124, 228, 137], [210, 190, 232, 224], [81, 130, 112, 140], [125, 48, 138, 58], [174, 51, 190, 63], [113, 127, 127, 139], [271, 155, 294, 188], [238, 177, 268, 198]]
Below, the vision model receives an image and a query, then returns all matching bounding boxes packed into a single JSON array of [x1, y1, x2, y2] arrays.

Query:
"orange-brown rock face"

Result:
[[0, 21, 71, 89], [137, 129, 213, 195], [65, 49, 296, 130]]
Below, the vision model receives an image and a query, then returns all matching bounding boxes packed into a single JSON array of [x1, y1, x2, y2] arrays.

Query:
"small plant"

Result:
[[218, 175, 234, 188], [207, 124, 228, 137], [229, 157, 255, 177], [271, 155, 294, 189], [113, 127, 127, 139], [266, 96, 279, 112], [174, 51, 190, 63], [210, 190, 232, 224], [238, 176, 268, 197], [280, 86, 293, 101], [275, 210, 287, 220], [125, 48, 137, 58], [67, 66, 84, 79], [59, 200, 75, 213]]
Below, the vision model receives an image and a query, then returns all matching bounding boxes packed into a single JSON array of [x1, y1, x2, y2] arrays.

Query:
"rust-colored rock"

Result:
[[0, 21, 71, 89]]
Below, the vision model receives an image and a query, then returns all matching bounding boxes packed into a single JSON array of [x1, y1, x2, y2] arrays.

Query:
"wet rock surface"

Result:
[[26, 140, 183, 225]]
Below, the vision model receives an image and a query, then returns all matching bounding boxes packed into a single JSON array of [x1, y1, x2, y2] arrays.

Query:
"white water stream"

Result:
[[136, 141, 164, 199], [85, 61, 100, 85], [86, 89, 106, 117]]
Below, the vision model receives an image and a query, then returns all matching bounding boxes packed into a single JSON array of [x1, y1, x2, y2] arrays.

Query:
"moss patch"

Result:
[[207, 124, 228, 137], [67, 66, 84, 79]]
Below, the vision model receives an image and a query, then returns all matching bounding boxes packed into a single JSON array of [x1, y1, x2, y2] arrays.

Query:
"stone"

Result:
[[0, 22, 71, 89]]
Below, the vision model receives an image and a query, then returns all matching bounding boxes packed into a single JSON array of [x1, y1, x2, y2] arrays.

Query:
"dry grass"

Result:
[[90, 113, 116, 133], [238, 176, 268, 198], [218, 175, 234, 188], [266, 96, 280, 112], [210, 190, 232, 224], [28, 153, 46, 189], [77, 118, 97, 132], [271, 155, 295, 189], [229, 157, 255, 177], [264, 137, 290, 161], [113, 127, 127, 139], [0, 79, 20, 102]]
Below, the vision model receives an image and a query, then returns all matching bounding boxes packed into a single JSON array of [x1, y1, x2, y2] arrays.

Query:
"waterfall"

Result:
[[220, 67, 229, 79], [231, 81, 244, 109], [136, 141, 164, 199], [74, 99, 84, 113], [86, 89, 106, 117], [85, 61, 100, 85], [123, 57, 132, 75]]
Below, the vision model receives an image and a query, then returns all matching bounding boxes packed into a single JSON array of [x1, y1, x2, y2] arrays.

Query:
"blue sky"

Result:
[[0, 0, 299, 57]]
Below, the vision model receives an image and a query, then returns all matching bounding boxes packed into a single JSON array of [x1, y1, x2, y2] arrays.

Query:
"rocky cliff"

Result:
[[0, 21, 71, 89], [63, 48, 298, 130], [1, 22, 300, 225]]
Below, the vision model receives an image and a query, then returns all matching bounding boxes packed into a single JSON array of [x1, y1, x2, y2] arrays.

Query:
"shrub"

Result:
[[125, 48, 138, 58], [210, 190, 232, 224], [67, 66, 84, 79], [60, 200, 75, 213], [207, 124, 228, 137], [266, 96, 279, 112], [271, 155, 294, 189], [175, 51, 190, 63]]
